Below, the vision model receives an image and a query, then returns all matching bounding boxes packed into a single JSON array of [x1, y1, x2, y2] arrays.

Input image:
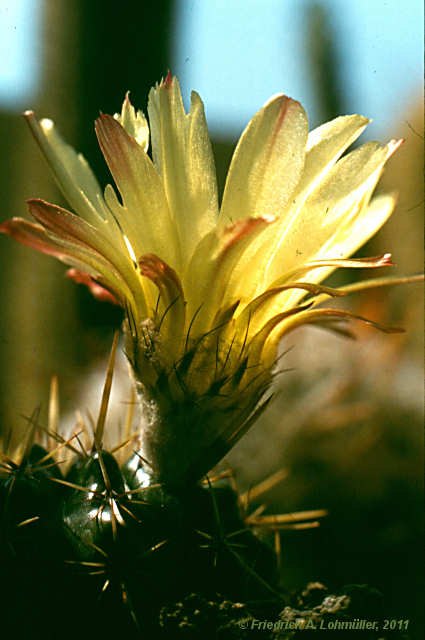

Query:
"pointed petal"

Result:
[[0, 217, 138, 311], [148, 75, 219, 260], [24, 111, 106, 225], [220, 94, 308, 223], [277, 307, 405, 339], [290, 193, 397, 300], [337, 272, 424, 295], [139, 253, 186, 360], [298, 114, 370, 203], [258, 251, 395, 321], [271, 191, 398, 313], [114, 92, 149, 151], [26, 198, 148, 312], [28, 198, 116, 258], [66, 269, 120, 305], [309, 272, 424, 309], [231, 281, 346, 343], [272, 253, 395, 286], [95, 114, 178, 268], [316, 192, 398, 266], [260, 305, 404, 371], [247, 304, 313, 368], [184, 216, 274, 334], [1, 217, 73, 260], [255, 139, 402, 293]]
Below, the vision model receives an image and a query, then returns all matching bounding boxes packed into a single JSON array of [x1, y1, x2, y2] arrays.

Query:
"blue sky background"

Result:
[[173, 0, 423, 137], [0, 0, 423, 139], [0, 0, 41, 107]]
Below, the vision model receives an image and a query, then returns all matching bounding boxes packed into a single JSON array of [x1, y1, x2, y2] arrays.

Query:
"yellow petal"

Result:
[[277, 307, 404, 341], [321, 192, 398, 262], [256, 139, 402, 293], [26, 198, 146, 309], [148, 74, 219, 263], [229, 281, 345, 345], [0, 217, 137, 310], [114, 92, 150, 151], [217, 114, 367, 305], [95, 114, 178, 269], [282, 193, 397, 304], [220, 94, 308, 223], [139, 253, 186, 364], [309, 271, 424, 309], [263, 250, 395, 320], [66, 269, 120, 305], [24, 111, 107, 226], [184, 217, 273, 335], [297, 114, 369, 204]]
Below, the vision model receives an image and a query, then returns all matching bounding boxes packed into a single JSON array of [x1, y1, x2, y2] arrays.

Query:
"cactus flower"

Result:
[[1, 74, 411, 487]]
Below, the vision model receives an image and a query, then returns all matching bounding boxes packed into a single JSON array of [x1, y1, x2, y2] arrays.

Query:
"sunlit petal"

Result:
[[252, 139, 402, 297], [220, 94, 308, 224], [114, 92, 150, 151], [95, 113, 178, 268], [148, 74, 219, 263]]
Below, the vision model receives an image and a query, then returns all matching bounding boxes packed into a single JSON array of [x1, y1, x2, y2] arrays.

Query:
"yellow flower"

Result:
[[1, 74, 413, 487]]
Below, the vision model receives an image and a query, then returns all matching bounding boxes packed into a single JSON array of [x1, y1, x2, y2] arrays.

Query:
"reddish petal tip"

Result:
[[379, 253, 395, 267], [139, 253, 180, 287], [221, 216, 274, 253], [26, 197, 44, 207], [164, 70, 173, 88], [0, 219, 12, 235], [66, 269, 119, 305]]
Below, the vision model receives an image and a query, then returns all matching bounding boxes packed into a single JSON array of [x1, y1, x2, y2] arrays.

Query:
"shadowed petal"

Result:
[[278, 307, 405, 338], [260, 306, 404, 373], [247, 304, 313, 367], [24, 111, 107, 225], [66, 269, 120, 305], [230, 281, 346, 344], [0, 217, 136, 310], [27, 198, 149, 314], [139, 253, 186, 361], [28, 198, 119, 260]]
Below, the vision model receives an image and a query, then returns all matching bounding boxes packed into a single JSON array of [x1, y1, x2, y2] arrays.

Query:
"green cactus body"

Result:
[[1, 424, 279, 637]]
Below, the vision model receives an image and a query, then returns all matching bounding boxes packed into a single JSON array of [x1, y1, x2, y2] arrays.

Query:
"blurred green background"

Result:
[[0, 0, 423, 636]]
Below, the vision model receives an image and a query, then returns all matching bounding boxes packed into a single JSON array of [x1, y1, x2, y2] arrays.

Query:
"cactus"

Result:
[[0, 334, 292, 637], [1, 76, 422, 637]]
